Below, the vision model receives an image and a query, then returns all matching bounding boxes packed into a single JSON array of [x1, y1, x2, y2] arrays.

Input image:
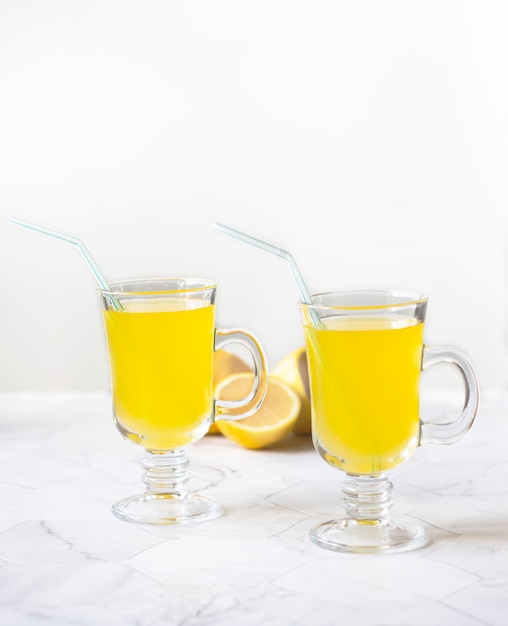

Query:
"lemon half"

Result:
[[271, 347, 311, 435], [215, 372, 300, 449], [209, 349, 253, 434]]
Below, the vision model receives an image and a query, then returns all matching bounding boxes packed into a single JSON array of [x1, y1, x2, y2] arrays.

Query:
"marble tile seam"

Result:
[[101, 567, 167, 604], [433, 601, 488, 626], [440, 596, 493, 626], [406, 508, 459, 533], [264, 478, 307, 503], [427, 546, 508, 588], [113, 539, 173, 564], [267, 514, 313, 545], [424, 553, 483, 591], [0, 506, 30, 530]]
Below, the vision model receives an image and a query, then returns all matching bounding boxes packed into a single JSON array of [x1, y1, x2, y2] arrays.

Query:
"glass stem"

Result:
[[342, 473, 393, 523], [142, 449, 190, 498]]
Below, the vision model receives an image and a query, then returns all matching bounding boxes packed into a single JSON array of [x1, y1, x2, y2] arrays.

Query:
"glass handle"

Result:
[[420, 345, 480, 445], [214, 328, 268, 421]]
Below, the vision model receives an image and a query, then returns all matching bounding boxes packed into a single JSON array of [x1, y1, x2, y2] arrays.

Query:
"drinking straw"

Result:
[[9, 216, 122, 310], [214, 222, 321, 326]]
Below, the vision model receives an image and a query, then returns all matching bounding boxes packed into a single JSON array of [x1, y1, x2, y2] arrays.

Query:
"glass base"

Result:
[[112, 493, 223, 525], [310, 517, 428, 554]]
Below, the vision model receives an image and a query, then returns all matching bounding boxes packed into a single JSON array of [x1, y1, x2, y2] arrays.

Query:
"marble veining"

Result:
[[0, 391, 507, 625]]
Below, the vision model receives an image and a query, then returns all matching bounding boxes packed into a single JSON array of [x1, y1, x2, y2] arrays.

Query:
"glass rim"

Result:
[[97, 276, 218, 297], [299, 289, 428, 311]]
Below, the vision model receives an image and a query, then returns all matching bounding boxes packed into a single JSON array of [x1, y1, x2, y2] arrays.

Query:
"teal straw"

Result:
[[9, 216, 122, 310], [214, 223, 321, 326]]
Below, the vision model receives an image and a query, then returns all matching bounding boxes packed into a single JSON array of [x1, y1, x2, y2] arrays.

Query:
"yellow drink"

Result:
[[304, 315, 424, 474], [103, 298, 215, 450]]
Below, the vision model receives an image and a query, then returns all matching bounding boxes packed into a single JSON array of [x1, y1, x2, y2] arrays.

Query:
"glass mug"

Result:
[[300, 290, 479, 554], [98, 277, 267, 525]]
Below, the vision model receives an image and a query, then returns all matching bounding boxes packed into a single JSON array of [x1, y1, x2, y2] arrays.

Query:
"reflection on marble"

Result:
[[0, 391, 507, 625]]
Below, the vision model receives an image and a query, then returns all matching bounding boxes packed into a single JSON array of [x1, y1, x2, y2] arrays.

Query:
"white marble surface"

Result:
[[0, 391, 507, 626]]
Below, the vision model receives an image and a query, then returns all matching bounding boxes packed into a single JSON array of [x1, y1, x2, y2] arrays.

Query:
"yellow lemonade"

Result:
[[103, 298, 215, 450], [304, 315, 424, 474]]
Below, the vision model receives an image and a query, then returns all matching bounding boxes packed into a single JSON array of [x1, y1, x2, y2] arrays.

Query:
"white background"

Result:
[[0, 1, 507, 392]]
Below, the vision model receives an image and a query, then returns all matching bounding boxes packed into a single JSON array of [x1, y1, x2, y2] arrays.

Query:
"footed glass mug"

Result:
[[99, 277, 267, 525], [300, 290, 479, 554]]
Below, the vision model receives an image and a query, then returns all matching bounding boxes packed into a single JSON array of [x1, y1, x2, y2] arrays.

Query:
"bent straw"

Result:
[[9, 216, 122, 310], [214, 223, 321, 326]]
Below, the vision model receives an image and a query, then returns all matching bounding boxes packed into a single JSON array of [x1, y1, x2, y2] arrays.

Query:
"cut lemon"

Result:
[[271, 347, 311, 435], [208, 350, 252, 434], [214, 372, 300, 449], [213, 349, 252, 387]]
